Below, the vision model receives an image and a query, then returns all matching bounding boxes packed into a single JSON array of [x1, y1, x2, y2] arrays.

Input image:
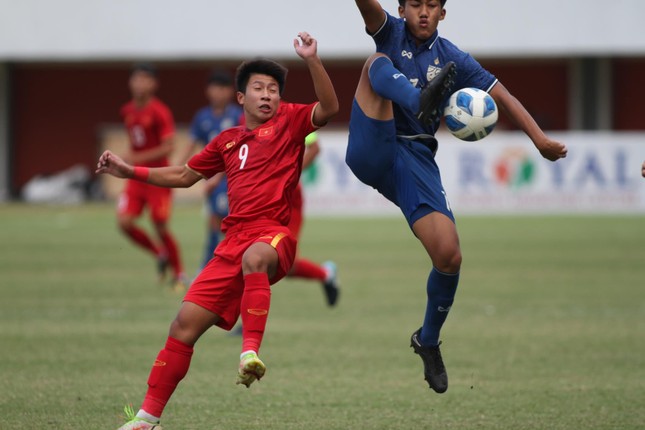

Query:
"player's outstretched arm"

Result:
[[355, 0, 386, 34], [96, 150, 202, 188], [293, 32, 339, 127], [490, 83, 568, 162]]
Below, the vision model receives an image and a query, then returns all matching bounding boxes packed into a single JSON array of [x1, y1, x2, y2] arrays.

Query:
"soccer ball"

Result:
[[443, 88, 498, 141]]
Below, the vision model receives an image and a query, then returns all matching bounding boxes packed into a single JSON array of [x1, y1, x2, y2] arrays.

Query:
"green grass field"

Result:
[[0, 203, 643, 429]]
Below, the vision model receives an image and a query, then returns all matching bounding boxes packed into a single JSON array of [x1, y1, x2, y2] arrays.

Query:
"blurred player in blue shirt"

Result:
[[181, 69, 243, 269], [347, 0, 568, 394]]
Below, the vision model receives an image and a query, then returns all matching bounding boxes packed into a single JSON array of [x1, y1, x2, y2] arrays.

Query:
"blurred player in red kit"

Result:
[[98, 33, 338, 429], [286, 131, 339, 305], [118, 63, 187, 291]]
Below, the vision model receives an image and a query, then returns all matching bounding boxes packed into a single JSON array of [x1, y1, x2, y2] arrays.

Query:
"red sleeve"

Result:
[[156, 101, 175, 140], [287, 102, 318, 143], [187, 136, 225, 178]]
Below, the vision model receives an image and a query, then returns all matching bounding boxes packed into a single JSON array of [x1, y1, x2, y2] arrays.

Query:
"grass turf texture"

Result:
[[0, 203, 643, 429]]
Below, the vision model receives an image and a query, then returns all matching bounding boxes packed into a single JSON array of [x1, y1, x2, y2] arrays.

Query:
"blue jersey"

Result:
[[372, 12, 497, 136], [189, 104, 243, 146]]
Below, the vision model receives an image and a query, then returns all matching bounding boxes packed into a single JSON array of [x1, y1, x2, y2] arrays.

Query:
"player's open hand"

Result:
[[537, 138, 568, 162], [293, 32, 318, 60], [95, 150, 133, 178]]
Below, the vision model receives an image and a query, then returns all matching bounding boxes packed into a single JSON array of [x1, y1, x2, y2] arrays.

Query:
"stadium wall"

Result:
[[0, 58, 590, 192], [9, 57, 645, 195]]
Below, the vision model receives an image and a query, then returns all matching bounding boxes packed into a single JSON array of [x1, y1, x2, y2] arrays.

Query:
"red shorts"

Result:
[[118, 179, 172, 223], [184, 221, 297, 330]]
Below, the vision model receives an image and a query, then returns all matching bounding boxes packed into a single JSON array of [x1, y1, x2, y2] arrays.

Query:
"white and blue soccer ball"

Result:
[[443, 87, 498, 141]]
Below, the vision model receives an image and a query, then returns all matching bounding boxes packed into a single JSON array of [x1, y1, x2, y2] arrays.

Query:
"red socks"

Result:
[[290, 259, 326, 281], [138, 274, 271, 417], [160, 231, 184, 277], [122, 226, 183, 278], [141, 337, 193, 418], [122, 225, 160, 256], [240, 272, 271, 353]]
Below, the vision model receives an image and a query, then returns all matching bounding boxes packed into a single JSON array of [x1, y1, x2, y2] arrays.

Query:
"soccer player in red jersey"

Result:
[[118, 63, 187, 291], [98, 32, 338, 430]]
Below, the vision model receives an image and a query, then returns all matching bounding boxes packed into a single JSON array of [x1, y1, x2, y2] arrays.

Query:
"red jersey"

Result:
[[120, 97, 175, 168], [187, 102, 317, 233]]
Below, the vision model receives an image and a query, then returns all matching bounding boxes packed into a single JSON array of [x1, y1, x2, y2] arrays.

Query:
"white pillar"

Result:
[[569, 57, 612, 131]]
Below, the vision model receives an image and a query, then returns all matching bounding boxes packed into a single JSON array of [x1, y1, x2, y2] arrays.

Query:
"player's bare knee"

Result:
[[168, 317, 199, 345], [168, 318, 189, 342], [435, 249, 462, 273], [153, 222, 168, 235], [241, 250, 270, 274], [448, 250, 463, 273], [117, 217, 134, 231]]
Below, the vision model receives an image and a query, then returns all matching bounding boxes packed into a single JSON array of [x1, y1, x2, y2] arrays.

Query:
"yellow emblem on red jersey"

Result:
[[258, 126, 274, 137], [225, 140, 236, 149]]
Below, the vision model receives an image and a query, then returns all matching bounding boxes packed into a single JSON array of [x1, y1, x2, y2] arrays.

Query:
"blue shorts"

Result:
[[346, 99, 454, 227], [207, 178, 229, 218]]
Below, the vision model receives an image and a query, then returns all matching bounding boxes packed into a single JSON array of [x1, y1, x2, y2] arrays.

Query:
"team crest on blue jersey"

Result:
[[426, 64, 442, 81]]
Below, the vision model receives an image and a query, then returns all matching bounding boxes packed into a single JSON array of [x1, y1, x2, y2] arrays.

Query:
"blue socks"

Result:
[[420, 268, 460, 346], [368, 56, 420, 113]]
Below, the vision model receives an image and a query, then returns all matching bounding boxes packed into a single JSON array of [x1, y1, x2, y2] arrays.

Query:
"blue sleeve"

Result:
[[371, 11, 396, 50], [451, 48, 497, 92]]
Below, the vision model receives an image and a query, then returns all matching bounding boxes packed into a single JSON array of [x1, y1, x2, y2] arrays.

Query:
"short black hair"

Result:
[[398, 0, 446, 6], [131, 62, 157, 77], [207, 68, 234, 87], [235, 58, 288, 95]]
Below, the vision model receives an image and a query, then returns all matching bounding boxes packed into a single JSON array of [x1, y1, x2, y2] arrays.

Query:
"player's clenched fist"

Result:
[[96, 150, 133, 178], [294, 32, 318, 60]]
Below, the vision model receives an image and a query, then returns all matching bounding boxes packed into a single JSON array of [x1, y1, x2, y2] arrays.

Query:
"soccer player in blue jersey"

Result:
[[347, 0, 568, 393], [180, 69, 244, 269]]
